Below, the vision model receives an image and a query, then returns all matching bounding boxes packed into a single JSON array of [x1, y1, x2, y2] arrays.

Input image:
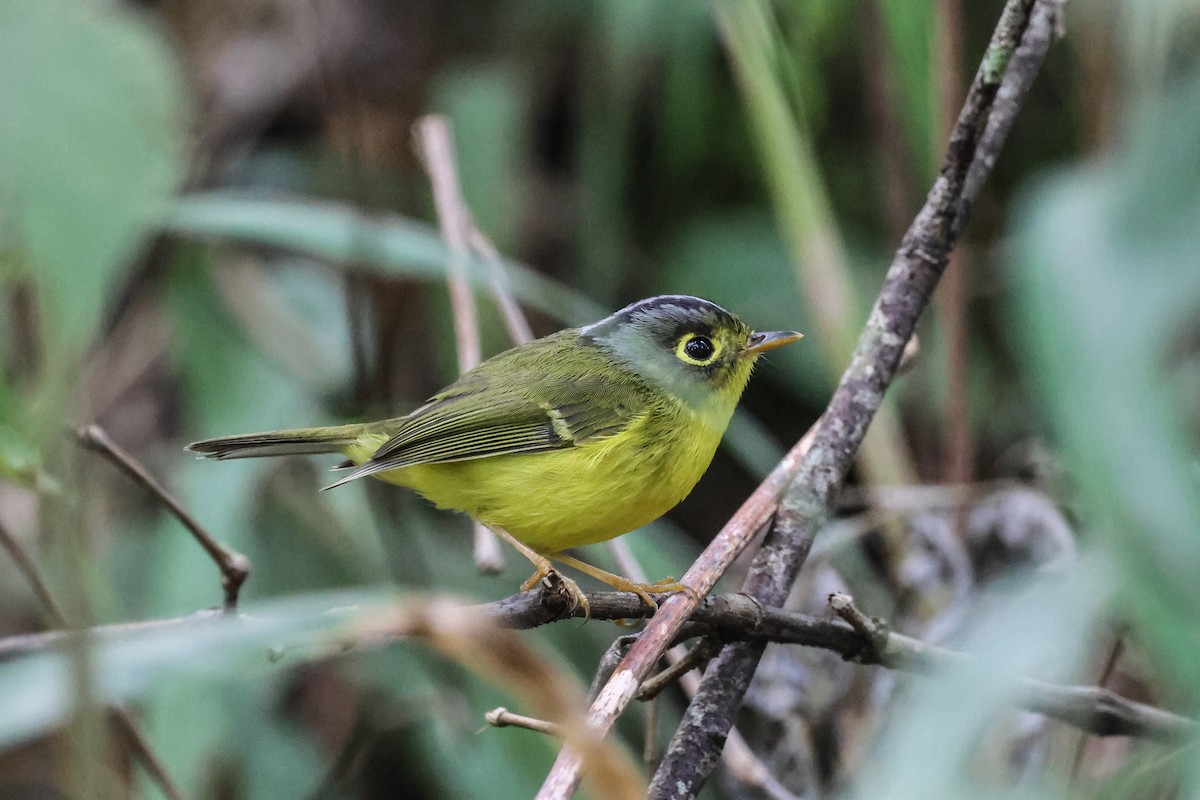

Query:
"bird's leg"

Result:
[[487, 527, 590, 617], [549, 553, 691, 611]]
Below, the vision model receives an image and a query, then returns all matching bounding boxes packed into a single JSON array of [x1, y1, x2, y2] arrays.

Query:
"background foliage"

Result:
[[1, 0, 1199, 798]]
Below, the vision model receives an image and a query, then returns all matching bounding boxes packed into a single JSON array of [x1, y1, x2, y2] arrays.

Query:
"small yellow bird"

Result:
[[189, 295, 801, 611]]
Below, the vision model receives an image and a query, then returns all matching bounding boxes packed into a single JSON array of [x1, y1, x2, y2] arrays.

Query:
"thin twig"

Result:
[[412, 115, 504, 575], [0, 610, 223, 659], [638, 638, 721, 701], [0, 511, 186, 800], [466, 228, 535, 345], [0, 519, 67, 624], [109, 711, 187, 800], [77, 424, 250, 610], [1068, 627, 1128, 783], [645, 2, 1065, 796], [827, 592, 889, 662], [485, 706, 564, 738]]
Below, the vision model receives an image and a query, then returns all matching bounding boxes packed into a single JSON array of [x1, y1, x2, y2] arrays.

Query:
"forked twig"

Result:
[[413, 115, 538, 576]]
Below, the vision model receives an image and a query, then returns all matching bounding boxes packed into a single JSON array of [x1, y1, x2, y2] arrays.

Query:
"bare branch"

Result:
[[0, 518, 66, 624], [78, 424, 250, 610], [638, 638, 721, 702], [645, 1, 1067, 795], [485, 706, 564, 738], [412, 115, 504, 575], [0, 506, 187, 800], [0, 588, 1190, 746]]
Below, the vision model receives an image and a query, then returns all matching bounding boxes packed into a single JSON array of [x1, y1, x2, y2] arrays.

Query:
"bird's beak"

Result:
[[743, 330, 803, 356]]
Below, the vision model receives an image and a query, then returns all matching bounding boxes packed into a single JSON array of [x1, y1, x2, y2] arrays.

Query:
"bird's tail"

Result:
[[187, 423, 367, 460]]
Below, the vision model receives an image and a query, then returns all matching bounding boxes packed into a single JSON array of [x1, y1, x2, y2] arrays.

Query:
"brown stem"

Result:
[[638, 638, 722, 701], [485, 707, 564, 738], [1, 589, 1190, 745], [0, 514, 187, 800], [645, 2, 1065, 797], [0, 519, 67, 625], [412, 117, 502, 575], [77, 424, 250, 610], [1068, 627, 1128, 782]]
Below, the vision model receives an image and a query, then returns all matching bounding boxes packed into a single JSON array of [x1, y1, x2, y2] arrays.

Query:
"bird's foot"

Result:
[[644, 576, 700, 603], [521, 566, 590, 619], [487, 526, 591, 618], [594, 574, 691, 612]]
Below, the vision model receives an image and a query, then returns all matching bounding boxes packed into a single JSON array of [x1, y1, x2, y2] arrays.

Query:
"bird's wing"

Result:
[[324, 340, 645, 489]]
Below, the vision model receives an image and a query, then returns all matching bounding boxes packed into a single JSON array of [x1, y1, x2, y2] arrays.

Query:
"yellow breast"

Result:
[[342, 399, 727, 554]]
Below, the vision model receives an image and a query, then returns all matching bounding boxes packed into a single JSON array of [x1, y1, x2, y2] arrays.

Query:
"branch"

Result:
[[0, 520, 188, 800], [597, 517, 794, 799], [413, 115, 542, 576], [412, 116, 505, 575], [3, 590, 1190, 745], [0, 518, 66, 623], [498, 591, 1196, 744], [78, 423, 250, 610], [647, 0, 1066, 796], [485, 706, 565, 738]]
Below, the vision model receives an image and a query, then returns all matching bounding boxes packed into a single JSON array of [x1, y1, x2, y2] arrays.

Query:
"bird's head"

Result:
[[581, 295, 802, 411]]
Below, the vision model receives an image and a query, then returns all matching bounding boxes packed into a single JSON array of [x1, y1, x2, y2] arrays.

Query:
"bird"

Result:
[[188, 295, 802, 614]]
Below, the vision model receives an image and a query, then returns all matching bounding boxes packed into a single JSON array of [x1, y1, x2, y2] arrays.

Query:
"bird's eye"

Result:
[[677, 334, 719, 365], [686, 336, 714, 360]]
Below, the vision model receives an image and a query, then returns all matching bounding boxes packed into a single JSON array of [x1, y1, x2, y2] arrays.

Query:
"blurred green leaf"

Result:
[[0, 589, 390, 749], [0, 0, 183, 369], [168, 193, 604, 324], [1014, 67, 1200, 698], [714, 0, 857, 363], [657, 210, 834, 406], [848, 557, 1111, 800], [431, 67, 530, 251], [876, 0, 937, 180]]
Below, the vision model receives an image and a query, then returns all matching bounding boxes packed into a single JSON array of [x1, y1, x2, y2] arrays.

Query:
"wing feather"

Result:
[[323, 334, 648, 490]]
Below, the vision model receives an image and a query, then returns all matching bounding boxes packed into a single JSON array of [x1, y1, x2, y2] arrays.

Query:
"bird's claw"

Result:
[[524, 567, 590, 619]]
